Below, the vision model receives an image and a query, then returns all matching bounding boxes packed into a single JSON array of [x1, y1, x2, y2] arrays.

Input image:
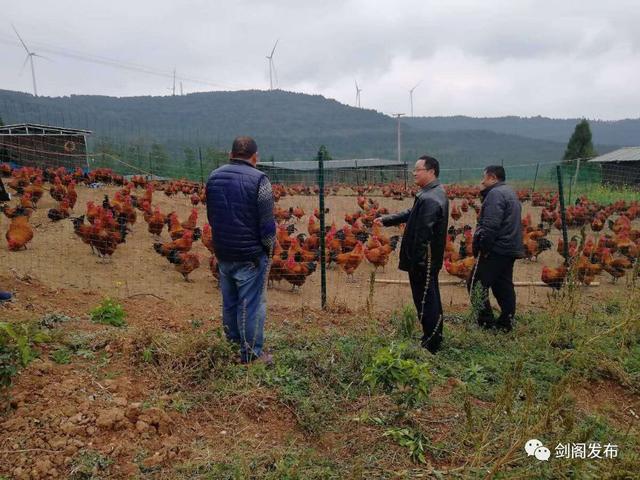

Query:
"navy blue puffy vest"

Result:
[[206, 160, 266, 261]]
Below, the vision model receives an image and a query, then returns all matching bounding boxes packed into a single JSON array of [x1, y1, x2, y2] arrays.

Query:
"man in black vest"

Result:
[[206, 137, 276, 364], [375, 155, 449, 353], [469, 165, 524, 332]]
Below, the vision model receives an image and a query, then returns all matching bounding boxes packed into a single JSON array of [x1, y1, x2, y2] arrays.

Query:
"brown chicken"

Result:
[[268, 240, 287, 286], [23, 177, 44, 206], [72, 216, 95, 253], [65, 181, 78, 209], [154, 230, 195, 257], [181, 208, 198, 230], [573, 255, 602, 285], [147, 207, 166, 238], [451, 204, 462, 222], [601, 248, 632, 283], [89, 218, 121, 261], [364, 236, 396, 270], [6, 215, 34, 251], [307, 216, 320, 236], [282, 255, 317, 290], [522, 233, 552, 261], [444, 256, 476, 281], [167, 212, 185, 240], [50, 176, 67, 202], [167, 250, 200, 282], [47, 198, 71, 222], [541, 264, 568, 290], [335, 241, 364, 280], [202, 224, 215, 254]]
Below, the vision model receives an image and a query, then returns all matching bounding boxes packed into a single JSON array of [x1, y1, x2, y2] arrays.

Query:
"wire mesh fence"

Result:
[[1, 134, 639, 318]]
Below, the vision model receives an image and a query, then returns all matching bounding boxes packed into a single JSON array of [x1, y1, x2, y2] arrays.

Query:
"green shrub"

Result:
[[384, 427, 427, 463], [363, 342, 431, 406], [90, 298, 126, 327]]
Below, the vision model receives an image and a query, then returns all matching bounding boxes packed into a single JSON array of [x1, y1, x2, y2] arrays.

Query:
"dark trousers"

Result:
[[466, 253, 516, 330], [408, 269, 443, 352]]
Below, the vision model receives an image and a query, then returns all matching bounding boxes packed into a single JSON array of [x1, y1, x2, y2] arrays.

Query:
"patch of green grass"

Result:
[[89, 298, 126, 327], [70, 450, 113, 479], [384, 426, 427, 464], [363, 341, 431, 407], [51, 347, 72, 364]]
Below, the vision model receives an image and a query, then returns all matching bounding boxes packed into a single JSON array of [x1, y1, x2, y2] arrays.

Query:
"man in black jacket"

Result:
[[375, 155, 449, 353], [469, 165, 524, 332]]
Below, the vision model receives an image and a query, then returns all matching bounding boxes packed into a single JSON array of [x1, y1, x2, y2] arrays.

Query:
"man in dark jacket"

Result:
[[375, 155, 449, 353], [469, 165, 524, 332], [206, 136, 276, 364]]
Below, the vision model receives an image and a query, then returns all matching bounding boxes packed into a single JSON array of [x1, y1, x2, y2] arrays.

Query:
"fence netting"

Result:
[[1, 138, 639, 317]]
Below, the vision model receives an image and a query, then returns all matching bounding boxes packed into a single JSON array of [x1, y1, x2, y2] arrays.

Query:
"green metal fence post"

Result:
[[317, 146, 327, 309], [532, 163, 540, 192], [198, 147, 204, 186], [556, 166, 570, 264]]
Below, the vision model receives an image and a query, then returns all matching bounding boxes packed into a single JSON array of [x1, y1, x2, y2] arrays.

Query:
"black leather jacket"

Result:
[[381, 180, 449, 272], [473, 182, 524, 258], [0, 178, 10, 202]]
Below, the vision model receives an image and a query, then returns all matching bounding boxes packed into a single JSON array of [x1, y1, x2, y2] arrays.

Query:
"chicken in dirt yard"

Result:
[[146, 207, 166, 239], [6, 214, 34, 251], [283, 254, 316, 291], [47, 198, 71, 222], [181, 208, 198, 231], [336, 241, 365, 281], [167, 249, 201, 282], [268, 240, 287, 287], [364, 236, 399, 271], [522, 232, 552, 261], [153, 229, 195, 257], [202, 224, 215, 255], [601, 248, 632, 283], [541, 264, 568, 290], [1, 204, 32, 219], [444, 256, 476, 282], [89, 218, 121, 262], [72, 216, 95, 254]]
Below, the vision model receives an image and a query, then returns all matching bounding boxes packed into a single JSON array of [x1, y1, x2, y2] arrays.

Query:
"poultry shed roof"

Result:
[[0, 123, 92, 136], [259, 158, 406, 171], [588, 147, 640, 163]]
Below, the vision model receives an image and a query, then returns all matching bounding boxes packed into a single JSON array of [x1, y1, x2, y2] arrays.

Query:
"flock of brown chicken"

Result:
[[2, 163, 639, 292]]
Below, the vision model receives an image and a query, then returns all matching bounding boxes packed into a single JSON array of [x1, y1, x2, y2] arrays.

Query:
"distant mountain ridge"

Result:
[[0, 89, 628, 166]]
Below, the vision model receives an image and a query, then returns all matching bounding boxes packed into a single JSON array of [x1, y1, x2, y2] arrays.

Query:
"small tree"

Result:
[[317, 145, 332, 161], [563, 119, 596, 160]]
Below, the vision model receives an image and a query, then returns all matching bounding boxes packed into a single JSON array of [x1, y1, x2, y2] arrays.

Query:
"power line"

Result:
[[0, 33, 238, 90]]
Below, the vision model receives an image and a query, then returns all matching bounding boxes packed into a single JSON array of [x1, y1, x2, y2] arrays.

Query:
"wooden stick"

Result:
[[374, 278, 600, 287]]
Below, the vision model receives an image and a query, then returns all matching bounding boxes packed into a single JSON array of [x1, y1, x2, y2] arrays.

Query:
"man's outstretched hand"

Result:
[[373, 217, 384, 226]]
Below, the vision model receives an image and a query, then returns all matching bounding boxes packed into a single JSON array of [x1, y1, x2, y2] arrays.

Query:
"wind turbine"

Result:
[[409, 81, 421, 117], [266, 39, 279, 91], [12, 24, 47, 97], [354, 80, 362, 108]]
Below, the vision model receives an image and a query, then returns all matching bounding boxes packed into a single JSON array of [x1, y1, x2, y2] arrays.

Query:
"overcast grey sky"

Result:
[[1, 0, 639, 119]]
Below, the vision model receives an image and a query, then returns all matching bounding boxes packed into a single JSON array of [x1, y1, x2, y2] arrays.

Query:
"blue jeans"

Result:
[[218, 255, 268, 362]]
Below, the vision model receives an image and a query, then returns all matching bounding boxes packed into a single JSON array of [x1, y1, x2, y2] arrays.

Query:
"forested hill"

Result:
[[0, 89, 625, 166], [405, 116, 640, 146]]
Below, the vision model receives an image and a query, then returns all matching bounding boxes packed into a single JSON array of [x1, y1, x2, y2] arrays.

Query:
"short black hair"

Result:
[[484, 165, 506, 181], [231, 136, 258, 159], [418, 155, 440, 177]]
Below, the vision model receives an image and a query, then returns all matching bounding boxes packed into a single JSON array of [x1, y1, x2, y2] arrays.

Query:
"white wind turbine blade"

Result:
[[11, 23, 31, 54], [19, 54, 30, 75]]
